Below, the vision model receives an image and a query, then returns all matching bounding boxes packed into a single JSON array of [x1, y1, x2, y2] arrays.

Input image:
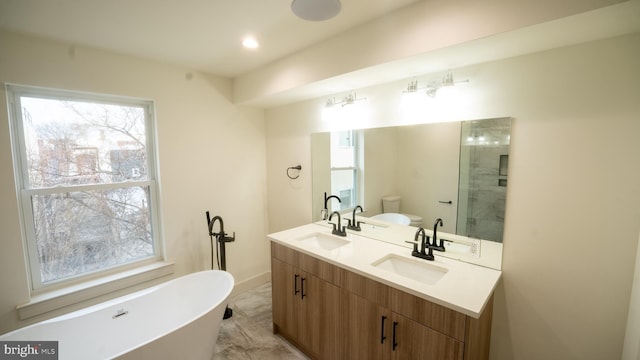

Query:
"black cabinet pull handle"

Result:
[[439, 200, 452, 204], [392, 321, 398, 351], [380, 316, 387, 344], [294, 274, 300, 295], [300, 277, 306, 299]]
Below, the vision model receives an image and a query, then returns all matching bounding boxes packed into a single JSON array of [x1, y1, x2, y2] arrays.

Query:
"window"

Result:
[[7, 85, 162, 290], [330, 130, 359, 210]]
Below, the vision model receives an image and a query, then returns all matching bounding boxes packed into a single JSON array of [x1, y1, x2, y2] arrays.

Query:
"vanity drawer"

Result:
[[342, 269, 390, 308], [390, 287, 467, 341], [271, 242, 343, 287]]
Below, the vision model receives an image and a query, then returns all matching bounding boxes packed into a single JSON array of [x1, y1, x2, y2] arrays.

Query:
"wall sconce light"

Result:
[[404, 70, 469, 98], [325, 91, 367, 108]]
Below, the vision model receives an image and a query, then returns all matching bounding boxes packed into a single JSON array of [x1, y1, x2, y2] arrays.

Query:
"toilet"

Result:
[[381, 196, 423, 227]]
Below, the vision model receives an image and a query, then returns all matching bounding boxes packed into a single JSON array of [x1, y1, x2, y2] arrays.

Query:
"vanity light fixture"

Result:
[[291, 0, 341, 21], [405, 70, 469, 98], [403, 80, 422, 93], [325, 91, 366, 108]]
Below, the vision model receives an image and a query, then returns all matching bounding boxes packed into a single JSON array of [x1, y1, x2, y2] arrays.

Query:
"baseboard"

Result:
[[230, 271, 271, 297]]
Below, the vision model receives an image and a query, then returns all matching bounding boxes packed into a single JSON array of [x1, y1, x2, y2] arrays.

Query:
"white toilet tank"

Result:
[[381, 196, 401, 213], [381, 196, 423, 227]]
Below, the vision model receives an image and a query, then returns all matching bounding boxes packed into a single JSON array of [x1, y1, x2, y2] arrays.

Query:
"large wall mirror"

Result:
[[311, 117, 512, 244]]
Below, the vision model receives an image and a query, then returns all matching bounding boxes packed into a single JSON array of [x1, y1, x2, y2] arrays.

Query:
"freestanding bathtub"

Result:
[[0, 270, 234, 360]]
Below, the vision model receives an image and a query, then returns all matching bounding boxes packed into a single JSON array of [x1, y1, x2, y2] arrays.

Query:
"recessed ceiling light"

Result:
[[242, 37, 259, 49]]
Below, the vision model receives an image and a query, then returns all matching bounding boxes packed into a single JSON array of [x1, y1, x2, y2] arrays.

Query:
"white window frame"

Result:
[[6, 84, 164, 293], [330, 129, 360, 211]]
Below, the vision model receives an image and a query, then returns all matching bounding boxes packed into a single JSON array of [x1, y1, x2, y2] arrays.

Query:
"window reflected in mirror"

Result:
[[330, 130, 360, 211]]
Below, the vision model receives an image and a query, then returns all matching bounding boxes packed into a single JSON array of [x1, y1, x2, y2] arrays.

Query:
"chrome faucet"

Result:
[[405, 227, 434, 261], [431, 218, 445, 252], [347, 205, 363, 231], [328, 211, 347, 236], [322, 192, 342, 220]]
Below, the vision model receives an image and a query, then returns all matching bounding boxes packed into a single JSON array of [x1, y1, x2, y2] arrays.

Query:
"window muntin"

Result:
[[7, 85, 161, 290], [330, 130, 358, 210]]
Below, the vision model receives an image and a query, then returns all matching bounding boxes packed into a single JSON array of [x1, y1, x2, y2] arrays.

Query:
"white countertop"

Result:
[[268, 223, 502, 319]]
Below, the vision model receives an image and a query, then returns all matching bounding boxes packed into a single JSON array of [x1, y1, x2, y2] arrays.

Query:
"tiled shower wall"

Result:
[[457, 118, 511, 242]]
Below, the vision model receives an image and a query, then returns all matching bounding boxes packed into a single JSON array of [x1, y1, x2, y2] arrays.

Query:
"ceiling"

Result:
[[248, 0, 640, 107], [0, 0, 421, 77], [1, 0, 638, 107]]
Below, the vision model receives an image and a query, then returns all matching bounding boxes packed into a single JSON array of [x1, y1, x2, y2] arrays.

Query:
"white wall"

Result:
[[265, 33, 640, 359], [0, 30, 270, 333]]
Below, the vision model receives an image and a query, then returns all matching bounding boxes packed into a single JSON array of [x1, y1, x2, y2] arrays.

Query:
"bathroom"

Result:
[[1, 1, 640, 359]]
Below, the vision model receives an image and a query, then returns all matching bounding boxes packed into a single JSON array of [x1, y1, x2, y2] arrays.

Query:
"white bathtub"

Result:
[[0, 270, 234, 360]]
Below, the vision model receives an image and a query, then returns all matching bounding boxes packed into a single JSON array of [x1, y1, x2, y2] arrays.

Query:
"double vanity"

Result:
[[268, 220, 502, 360]]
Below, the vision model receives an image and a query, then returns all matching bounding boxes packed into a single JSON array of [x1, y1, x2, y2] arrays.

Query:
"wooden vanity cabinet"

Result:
[[271, 243, 341, 360], [271, 242, 494, 360]]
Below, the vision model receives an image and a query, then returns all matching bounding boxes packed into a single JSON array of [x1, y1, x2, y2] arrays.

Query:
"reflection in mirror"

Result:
[[329, 130, 358, 210], [311, 118, 511, 243], [457, 118, 511, 242]]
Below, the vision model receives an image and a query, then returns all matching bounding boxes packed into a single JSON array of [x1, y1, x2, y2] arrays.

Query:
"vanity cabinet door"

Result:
[[271, 258, 297, 338], [302, 273, 341, 359], [294, 270, 318, 357], [343, 291, 390, 360], [271, 256, 341, 359], [343, 291, 464, 360], [390, 312, 464, 360]]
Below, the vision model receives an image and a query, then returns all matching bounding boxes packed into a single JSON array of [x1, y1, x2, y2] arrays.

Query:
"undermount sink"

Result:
[[298, 232, 350, 251], [371, 254, 448, 285]]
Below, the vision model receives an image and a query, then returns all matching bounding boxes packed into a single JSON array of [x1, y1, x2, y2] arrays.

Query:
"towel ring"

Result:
[[287, 165, 302, 180]]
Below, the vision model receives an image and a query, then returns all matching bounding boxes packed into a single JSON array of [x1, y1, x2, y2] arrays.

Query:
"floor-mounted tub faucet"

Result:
[[322, 192, 341, 220], [208, 216, 236, 244], [206, 212, 236, 319], [206, 214, 236, 270], [329, 211, 347, 236], [347, 205, 363, 231]]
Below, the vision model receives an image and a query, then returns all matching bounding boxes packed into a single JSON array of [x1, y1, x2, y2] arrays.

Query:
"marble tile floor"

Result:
[[213, 282, 309, 360]]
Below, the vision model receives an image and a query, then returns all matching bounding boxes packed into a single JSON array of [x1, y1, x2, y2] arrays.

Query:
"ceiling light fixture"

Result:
[[291, 0, 341, 21], [325, 92, 366, 108], [404, 70, 469, 97]]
